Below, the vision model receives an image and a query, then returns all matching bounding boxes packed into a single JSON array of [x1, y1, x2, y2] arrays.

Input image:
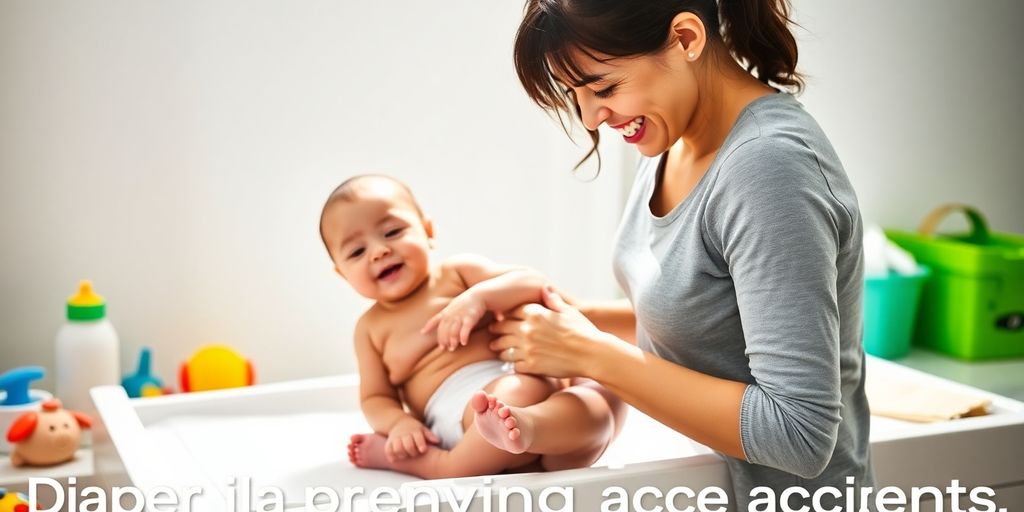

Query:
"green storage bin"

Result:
[[886, 204, 1024, 360]]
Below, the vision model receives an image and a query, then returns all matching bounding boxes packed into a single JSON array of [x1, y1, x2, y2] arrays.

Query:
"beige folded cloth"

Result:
[[866, 374, 991, 423]]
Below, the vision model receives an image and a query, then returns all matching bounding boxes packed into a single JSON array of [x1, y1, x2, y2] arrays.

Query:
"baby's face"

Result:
[[322, 188, 433, 303]]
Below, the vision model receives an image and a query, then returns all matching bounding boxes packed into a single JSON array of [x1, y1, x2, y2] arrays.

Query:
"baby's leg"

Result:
[[473, 378, 625, 471], [349, 426, 537, 479], [348, 373, 555, 479], [469, 373, 557, 454]]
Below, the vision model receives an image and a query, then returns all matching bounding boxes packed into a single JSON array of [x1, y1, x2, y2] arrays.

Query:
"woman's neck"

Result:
[[680, 54, 776, 160]]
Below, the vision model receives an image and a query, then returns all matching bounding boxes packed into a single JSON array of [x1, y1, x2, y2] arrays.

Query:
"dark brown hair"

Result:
[[318, 174, 424, 258], [513, 0, 803, 171]]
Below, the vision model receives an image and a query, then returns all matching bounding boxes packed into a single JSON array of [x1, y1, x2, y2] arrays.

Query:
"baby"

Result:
[[320, 174, 610, 478]]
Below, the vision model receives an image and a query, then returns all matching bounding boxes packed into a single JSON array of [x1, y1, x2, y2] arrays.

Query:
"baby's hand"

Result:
[[385, 417, 440, 461], [421, 291, 488, 351]]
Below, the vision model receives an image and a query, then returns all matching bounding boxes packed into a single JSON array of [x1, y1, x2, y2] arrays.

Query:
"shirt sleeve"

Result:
[[704, 136, 849, 479]]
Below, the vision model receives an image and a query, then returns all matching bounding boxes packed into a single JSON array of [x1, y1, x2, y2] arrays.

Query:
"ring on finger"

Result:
[[503, 347, 517, 361]]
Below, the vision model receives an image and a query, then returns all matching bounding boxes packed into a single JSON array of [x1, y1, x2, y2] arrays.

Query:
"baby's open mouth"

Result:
[[377, 263, 403, 280]]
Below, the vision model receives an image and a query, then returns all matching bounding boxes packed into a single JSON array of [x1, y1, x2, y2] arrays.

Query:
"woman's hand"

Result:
[[488, 286, 614, 378]]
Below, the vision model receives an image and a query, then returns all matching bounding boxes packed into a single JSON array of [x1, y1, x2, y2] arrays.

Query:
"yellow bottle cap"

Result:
[[67, 280, 106, 320]]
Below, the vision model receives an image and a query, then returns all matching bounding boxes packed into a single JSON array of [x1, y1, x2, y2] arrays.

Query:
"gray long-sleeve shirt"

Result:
[[612, 92, 874, 509]]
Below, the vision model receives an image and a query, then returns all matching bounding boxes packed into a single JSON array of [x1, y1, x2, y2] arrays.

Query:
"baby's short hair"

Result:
[[319, 174, 424, 256], [324, 174, 423, 216]]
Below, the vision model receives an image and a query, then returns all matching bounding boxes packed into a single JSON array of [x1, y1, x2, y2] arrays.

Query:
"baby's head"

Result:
[[320, 175, 435, 302]]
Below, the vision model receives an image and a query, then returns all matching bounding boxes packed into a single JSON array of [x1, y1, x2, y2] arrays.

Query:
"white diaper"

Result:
[[423, 360, 511, 449]]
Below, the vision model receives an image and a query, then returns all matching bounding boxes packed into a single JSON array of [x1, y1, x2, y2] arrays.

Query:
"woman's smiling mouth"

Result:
[[611, 116, 646, 143]]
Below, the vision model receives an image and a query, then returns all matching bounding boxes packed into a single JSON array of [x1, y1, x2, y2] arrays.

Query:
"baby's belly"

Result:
[[401, 334, 500, 418]]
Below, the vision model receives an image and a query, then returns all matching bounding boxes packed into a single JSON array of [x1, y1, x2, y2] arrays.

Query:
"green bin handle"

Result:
[[918, 203, 990, 244]]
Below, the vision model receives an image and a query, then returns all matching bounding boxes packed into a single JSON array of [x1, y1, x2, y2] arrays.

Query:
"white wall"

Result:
[[794, 1, 1024, 233], [1, 1, 1021, 393], [0, 0, 628, 390]]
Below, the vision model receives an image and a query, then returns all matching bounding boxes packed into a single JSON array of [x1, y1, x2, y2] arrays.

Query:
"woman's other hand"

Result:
[[489, 286, 614, 378]]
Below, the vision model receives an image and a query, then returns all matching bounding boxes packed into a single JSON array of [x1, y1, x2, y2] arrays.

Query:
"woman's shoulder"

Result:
[[720, 94, 833, 174], [704, 93, 860, 235], [712, 94, 854, 204]]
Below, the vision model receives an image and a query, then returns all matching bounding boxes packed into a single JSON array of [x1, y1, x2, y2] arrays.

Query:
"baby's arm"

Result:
[[354, 317, 439, 460], [422, 254, 547, 350]]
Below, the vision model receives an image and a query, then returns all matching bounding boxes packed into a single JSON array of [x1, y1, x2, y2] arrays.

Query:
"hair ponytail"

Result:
[[718, 0, 803, 92]]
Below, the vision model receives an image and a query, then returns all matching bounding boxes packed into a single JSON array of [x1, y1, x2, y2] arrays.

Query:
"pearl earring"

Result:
[[688, 51, 696, 60]]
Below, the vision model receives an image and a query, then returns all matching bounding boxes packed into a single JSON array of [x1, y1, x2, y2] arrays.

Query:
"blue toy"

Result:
[[121, 348, 167, 398], [0, 366, 52, 454], [0, 367, 45, 406]]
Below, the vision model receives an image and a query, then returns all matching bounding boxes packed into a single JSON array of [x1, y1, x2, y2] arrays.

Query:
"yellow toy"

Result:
[[179, 345, 255, 392], [0, 487, 33, 512]]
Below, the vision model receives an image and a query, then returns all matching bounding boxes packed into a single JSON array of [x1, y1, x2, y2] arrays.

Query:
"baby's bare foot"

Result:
[[347, 433, 392, 469], [470, 391, 535, 454]]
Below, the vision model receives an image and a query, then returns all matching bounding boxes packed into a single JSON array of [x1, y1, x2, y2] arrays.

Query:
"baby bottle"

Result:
[[55, 280, 120, 414]]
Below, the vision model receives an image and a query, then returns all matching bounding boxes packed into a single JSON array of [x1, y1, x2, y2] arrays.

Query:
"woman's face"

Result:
[[557, 45, 699, 157]]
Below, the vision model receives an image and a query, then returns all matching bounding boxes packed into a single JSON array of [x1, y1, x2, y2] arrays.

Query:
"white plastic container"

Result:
[[55, 280, 121, 415]]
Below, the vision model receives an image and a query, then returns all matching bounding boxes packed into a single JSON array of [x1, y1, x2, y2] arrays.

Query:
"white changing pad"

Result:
[[92, 361, 1024, 512], [149, 412, 409, 508], [145, 406, 706, 509]]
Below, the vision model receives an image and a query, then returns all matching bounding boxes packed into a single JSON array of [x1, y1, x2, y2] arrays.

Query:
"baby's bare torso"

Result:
[[363, 264, 499, 419]]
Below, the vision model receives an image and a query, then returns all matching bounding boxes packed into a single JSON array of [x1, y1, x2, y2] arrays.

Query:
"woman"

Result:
[[483, 0, 875, 508]]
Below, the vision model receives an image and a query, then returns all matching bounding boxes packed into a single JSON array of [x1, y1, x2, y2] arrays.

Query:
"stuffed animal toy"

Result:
[[6, 399, 91, 467]]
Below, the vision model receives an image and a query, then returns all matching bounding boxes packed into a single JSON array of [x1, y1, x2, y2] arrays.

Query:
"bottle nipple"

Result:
[[67, 280, 106, 320], [69, 280, 103, 306]]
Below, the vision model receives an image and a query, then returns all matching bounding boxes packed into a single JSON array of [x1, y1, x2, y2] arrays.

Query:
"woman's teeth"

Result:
[[616, 117, 644, 137]]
